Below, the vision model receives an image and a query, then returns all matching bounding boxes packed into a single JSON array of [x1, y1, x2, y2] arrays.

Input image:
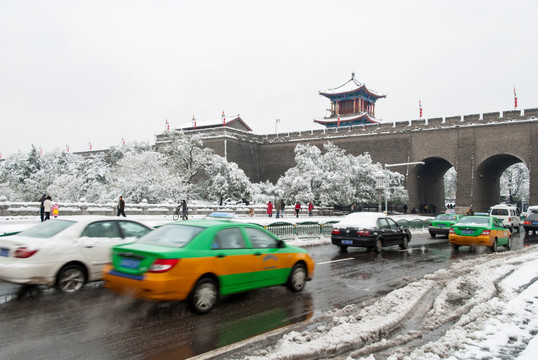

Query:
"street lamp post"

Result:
[[375, 171, 385, 213], [384, 161, 425, 214]]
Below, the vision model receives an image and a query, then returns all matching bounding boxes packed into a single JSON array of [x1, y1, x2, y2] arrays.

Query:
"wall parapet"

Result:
[[0, 200, 334, 218]]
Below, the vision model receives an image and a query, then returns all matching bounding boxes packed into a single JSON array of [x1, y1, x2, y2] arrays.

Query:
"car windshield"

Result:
[[137, 224, 204, 247], [435, 215, 458, 221], [457, 217, 490, 226], [17, 220, 76, 238]]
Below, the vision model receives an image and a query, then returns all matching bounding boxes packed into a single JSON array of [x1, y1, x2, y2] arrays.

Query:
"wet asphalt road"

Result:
[[0, 231, 531, 360]]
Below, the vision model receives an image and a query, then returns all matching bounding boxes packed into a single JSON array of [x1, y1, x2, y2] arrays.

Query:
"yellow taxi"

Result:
[[448, 215, 511, 252], [103, 217, 315, 313]]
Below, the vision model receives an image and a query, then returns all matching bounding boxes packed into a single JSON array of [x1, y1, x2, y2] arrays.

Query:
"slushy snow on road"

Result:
[[241, 246, 538, 360]]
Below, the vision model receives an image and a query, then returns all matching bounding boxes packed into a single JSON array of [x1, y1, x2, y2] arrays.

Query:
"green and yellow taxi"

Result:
[[448, 215, 511, 252], [428, 213, 463, 238], [103, 216, 315, 313]]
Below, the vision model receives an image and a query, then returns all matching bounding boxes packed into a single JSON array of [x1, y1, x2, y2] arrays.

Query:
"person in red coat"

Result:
[[308, 201, 314, 217], [294, 202, 301, 218], [267, 201, 273, 217]]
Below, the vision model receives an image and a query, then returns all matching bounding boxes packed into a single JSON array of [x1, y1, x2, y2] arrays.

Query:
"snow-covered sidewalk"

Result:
[[232, 245, 538, 360]]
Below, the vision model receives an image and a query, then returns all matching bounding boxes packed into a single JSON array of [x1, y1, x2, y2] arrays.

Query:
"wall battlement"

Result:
[[157, 107, 537, 146]]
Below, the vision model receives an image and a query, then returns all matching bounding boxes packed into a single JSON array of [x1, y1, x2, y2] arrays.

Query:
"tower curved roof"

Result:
[[319, 73, 386, 100]]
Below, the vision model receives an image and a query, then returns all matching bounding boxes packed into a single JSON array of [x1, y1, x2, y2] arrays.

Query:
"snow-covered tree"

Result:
[[501, 163, 529, 205], [444, 167, 457, 202], [108, 141, 152, 166], [199, 155, 251, 203], [250, 180, 280, 205], [158, 131, 214, 200], [107, 151, 175, 204], [276, 142, 407, 206]]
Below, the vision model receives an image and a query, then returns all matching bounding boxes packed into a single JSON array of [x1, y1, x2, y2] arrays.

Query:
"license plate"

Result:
[[0, 248, 8, 257], [120, 258, 140, 269], [438, 224, 446, 227], [341, 240, 353, 245], [461, 229, 474, 235], [533, 221, 538, 225]]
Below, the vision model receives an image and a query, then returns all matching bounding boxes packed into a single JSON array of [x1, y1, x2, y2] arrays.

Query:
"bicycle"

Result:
[[172, 205, 182, 221]]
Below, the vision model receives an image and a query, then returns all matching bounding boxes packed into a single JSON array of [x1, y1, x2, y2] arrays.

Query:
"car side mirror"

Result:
[[277, 239, 285, 248]]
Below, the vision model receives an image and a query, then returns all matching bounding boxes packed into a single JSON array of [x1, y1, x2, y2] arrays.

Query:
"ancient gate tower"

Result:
[[314, 73, 386, 127]]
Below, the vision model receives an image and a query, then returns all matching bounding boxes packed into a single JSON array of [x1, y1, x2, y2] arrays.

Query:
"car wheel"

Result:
[[339, 245, 348, 252], [452, 244, 460, 251], [399, 236, 409, 250], [429, 232, 436, 238], [287, 263, 307, 292], [491, 238, 498, 253], [56, 264, 86, 294], [375, 238, 383, 253], [190, 277, 218, 314], [517, 226, 520, 234]]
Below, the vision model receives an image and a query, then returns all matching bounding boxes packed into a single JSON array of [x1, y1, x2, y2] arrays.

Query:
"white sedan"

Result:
[[0, 217, 152, 293]]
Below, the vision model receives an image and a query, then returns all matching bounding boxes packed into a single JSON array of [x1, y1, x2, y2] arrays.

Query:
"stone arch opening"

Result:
[[412, 157, 454, 214], [474, 154, 524, 212]]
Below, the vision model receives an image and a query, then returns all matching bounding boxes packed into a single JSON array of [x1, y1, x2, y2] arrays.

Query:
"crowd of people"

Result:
[[265, 200, 315, 218]]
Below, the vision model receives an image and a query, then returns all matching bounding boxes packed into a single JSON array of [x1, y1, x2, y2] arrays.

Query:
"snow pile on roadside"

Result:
[[241, 247, 538, 360]]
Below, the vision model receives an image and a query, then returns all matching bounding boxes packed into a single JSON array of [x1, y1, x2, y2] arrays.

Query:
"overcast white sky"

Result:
[[1, 0, 537, 157]]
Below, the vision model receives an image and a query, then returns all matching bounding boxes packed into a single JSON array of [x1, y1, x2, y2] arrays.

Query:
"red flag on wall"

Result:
[[222, 111, 226, 126], [419, 100, 423, 118], [514, 87, 518, 109], [337, 114, 340, 127], [192, 115, 197, 129]]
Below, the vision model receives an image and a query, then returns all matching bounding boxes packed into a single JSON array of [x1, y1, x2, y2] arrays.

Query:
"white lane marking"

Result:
[[316, 257, 354, 265]]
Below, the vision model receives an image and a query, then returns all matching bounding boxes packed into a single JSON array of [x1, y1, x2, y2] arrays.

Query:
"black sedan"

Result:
[[523, 212, 538, 235], [331, 212, 411, 252]]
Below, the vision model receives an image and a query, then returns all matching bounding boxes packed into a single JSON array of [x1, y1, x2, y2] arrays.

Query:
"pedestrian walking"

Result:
[[275, 199, 281, 218], [267, 201, 273, 217], [308, 201, 314, 217], [181, 200, 188, 220], [294, 201, 301, 218], [39, 194, 47, 222], [280, 199, 285, 218], [43, 195, 53, 221], [117, 196, 126, 217]]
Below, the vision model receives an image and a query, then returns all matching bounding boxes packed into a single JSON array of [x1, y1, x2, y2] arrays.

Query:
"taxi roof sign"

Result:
[[207, 212, 236, 220]]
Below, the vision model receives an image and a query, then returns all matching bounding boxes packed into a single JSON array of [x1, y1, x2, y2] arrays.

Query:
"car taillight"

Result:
[[480, 230, 490, 236], [332, 229, 340, 235], [357, 230, 370, 236], [524, 220, 531, 225], [14, 247, 38, 258], [149, 259, 178, 273], [449, 228, 455, 234]]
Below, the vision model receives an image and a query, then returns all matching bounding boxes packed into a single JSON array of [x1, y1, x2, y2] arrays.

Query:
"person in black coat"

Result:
[[117, 196, 126, 217], [39, 194, 47, 222]]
